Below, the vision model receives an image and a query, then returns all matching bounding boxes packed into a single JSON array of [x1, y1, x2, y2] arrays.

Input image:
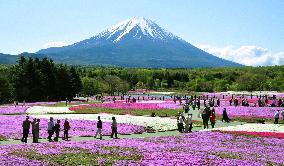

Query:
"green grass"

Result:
[[47, 101, 100, 107], [217, 152, 241, 159], [10, 146, 142, 165], [0, 135, 7, 141]]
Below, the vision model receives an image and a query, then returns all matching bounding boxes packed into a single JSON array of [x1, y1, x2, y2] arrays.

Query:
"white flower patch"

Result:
[[31, 113, 178, 131], [27, 106, 74, 114], [209, 123, 284, 133]]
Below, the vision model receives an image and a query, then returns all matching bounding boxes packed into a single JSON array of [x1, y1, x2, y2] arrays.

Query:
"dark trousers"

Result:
[[48, 130, 53, 141], [64, 130, 69, 140], [203, 119, 209, 129], [189, 123, 193, 132], [178, 123, 184, 133], [111, 127, 118, 138], [211, 122, 215, 128], [274, 118, 279, 124], [54, 131, 59, 142], [21, 129, 29, 143], [32, 130, 36, 143]]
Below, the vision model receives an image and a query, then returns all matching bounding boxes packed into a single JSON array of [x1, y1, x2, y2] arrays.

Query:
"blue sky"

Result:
[[1, 0, 283, 65]]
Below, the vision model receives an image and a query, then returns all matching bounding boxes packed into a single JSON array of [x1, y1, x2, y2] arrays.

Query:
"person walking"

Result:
[[53, 120, 61, 142], [110, 117, 118, 139], [63, 118, 70, 141], [95, 116, 103, 140], [47, 117, 55, 142], [184, 114, 193, 132], [274, 110, 280, 124], [210, 111, 216, 128], [34, 119, 40, 143], [222, 108, 230, 123], [21, 116, 30, 143], [31, 118, 37, 143], [202, 108, 209, 129], [184, 103, 189, 114], [177, 113, 184, 133]]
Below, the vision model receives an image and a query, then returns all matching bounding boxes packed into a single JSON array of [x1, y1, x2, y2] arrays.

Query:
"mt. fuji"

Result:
[[37, 17, 241, 68]]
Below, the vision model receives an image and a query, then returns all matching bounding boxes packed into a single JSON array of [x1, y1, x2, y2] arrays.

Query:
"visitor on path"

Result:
[[222, 108, 230, 123], [184, 114, 193, 132], [63, 118, 70, 141], [210, 110, 216, 128], [95, 116, 103, 139], [22, 100, 26, 107], [21, 116, 30, 143], [197, 100, 200, 110], [202, 108, 209, 129], [32, 118, 37, 143], [54, 120, 61, 142], [184, 103, 189, 113], [110, 117, 118, 139], [274, 110, 280, 124], [47, 117, 55, 142], [217, 99, 220, 107], [177, 113, 184, 133], [34, 119, 40, 143], [192, 100, 196, 110]]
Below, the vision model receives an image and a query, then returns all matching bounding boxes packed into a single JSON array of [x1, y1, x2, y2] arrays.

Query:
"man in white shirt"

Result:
[[47, 117, 55, 142]]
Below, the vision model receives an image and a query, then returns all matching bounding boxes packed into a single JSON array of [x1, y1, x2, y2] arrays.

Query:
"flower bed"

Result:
[[32, 113, 182, 132], [211, 123, 284, 139], [215, 106, 284, 120], [0, 106, 29, 115], [1, 131, 284, 165], [0, 115, 145, 140], [85, 102, 181, 110], [26, 106, 74, 114]]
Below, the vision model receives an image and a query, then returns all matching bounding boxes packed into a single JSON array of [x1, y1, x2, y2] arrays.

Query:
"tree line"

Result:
[[0, 56, 283, 104], [0, 57, 82, 103]]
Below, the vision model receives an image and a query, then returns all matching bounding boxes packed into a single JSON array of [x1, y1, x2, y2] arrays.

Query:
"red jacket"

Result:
[[210, 114, 216, 123]]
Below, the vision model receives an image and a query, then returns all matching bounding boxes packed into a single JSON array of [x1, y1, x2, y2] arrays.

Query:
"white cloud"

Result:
[[195, 44, 284, 66], [43, 41, 68, 48]]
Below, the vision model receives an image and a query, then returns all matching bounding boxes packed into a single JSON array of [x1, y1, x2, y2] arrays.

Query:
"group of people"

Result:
[[177, 113, 193, 133], [21, 116, 70, 143], [21, 115, 119, 143], [274, 110, 284, 124], [94, 116, 119, 139], [200, 107, 216, 129]]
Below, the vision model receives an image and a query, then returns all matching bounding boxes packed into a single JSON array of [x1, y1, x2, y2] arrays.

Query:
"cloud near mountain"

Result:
[[196, 44, 284, 66], [43, 41, 69, 48]]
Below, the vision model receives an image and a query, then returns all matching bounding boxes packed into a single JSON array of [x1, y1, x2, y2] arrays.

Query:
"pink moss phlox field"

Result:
[[215, 106, 284, 119], [0, 106, 29, 115], [0, 115, 145, 140], [1, 131, 284, 165], [70, 102, 181, 111]]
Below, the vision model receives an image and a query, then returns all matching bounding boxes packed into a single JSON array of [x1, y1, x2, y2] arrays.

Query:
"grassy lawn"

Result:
[[47, 101, 100, 107], [10, 146, 142, 165], [0, 135, 7, 141]]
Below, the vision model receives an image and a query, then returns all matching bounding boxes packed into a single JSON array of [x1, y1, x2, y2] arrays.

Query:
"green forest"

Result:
[[0, 57, 283, 103]]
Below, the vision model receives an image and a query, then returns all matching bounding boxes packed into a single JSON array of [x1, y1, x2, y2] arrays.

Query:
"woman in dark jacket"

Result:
[[53, 120, 61, 142], [222, 108, 230, 123]]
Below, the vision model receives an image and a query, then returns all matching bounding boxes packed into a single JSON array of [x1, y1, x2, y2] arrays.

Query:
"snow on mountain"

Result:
[[80, 17, 179, 44], [36, 17, 242, 68]]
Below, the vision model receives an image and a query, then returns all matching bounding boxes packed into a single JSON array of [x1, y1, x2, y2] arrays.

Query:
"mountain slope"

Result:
[[0, 53, 18, 64], [38, 17, 242, 68]]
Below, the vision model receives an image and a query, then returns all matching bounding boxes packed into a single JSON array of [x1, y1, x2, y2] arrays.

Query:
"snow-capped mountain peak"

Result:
[[95, 17, 178, 43]]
